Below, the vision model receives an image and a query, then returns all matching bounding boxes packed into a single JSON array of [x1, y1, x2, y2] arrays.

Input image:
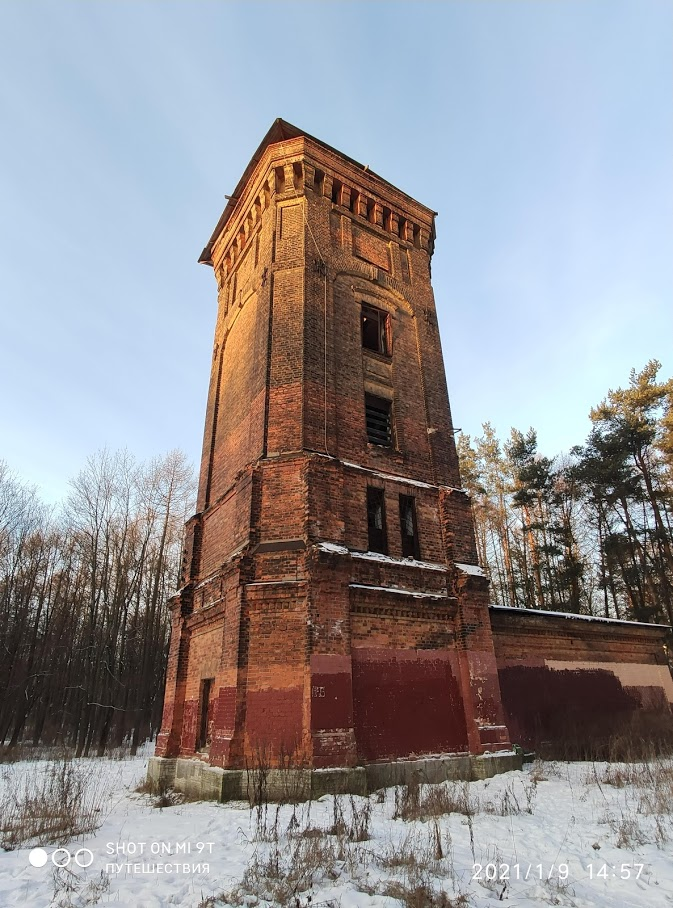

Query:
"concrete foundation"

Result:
[[147, 751, 523, 803]]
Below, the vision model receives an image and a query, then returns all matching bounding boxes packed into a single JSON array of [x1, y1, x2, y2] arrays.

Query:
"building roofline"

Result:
[[198, 118, 437, 266], [489, 603, 672, 632]]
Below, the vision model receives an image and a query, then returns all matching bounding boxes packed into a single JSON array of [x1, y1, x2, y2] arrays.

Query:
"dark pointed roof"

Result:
[[199, 118, 435, 266]]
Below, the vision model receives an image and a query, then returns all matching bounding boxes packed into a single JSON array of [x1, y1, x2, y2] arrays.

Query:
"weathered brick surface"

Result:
[[490, 607, 673, 749], [490, 608, 668, 664]]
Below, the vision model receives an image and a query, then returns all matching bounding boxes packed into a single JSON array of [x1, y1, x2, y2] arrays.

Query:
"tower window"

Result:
[[365, 394, 392, 446], [399, 495, 420, 559], [367, 487, 388, 554], [361, 305, 391, 356]]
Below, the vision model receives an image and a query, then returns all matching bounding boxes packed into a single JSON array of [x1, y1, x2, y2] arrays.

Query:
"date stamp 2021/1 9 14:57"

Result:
[[471, 862, 645, 883]]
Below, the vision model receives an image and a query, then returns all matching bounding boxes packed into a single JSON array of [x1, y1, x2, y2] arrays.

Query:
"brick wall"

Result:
[[490, 607, 673, 750]]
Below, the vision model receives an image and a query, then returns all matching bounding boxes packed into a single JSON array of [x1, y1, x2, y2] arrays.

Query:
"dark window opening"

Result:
[[275, 166, 285, 194], [197, 678, 214, 752], [361, 305, 390, 356], [292, 161, 303, 190], [365, 394, 392, 446], [399, 495, 420, 559], [400, 248, 411, 283], [367, 487, 388, 554]]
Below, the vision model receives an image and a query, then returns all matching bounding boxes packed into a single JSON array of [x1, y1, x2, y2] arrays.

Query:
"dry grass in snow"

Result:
[[0, 750, 673, 907]]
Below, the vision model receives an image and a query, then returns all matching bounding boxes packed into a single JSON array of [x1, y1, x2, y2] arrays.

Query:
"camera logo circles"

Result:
[[28, 847, 94, 869], [28, 849, 48, 868]]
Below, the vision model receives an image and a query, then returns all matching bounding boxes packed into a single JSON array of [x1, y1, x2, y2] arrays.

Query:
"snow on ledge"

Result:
[[489, 603, 672, 630], [315, 542, 447, 572], [340, 459, 462, 493], [316, 542, 350, 555], [349, 583, 452, 600], [455, 562, 486, 577], [478, 749, 519, 759], [353, 551, 447, 571]]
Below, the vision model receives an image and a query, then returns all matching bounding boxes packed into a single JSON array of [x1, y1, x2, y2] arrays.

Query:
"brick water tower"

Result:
[[152, 120, 515, 795]]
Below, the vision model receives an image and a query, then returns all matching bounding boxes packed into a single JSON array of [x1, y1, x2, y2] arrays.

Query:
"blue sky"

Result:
[[1, 1, 671, 502]]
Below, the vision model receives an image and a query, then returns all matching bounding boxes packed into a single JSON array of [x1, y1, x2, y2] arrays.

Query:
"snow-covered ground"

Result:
[[1, 750, 672, 907]]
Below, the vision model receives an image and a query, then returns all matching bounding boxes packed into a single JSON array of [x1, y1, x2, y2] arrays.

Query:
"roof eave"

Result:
[[198, 119, 302, 267], [198, 118, 438, 267]]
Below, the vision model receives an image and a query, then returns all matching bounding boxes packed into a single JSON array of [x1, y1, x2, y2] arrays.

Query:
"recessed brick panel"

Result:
[[353, 226, 390, 271]]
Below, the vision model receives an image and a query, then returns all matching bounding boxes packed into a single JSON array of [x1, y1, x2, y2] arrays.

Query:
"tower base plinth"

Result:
[[147, 751, 523, 803]]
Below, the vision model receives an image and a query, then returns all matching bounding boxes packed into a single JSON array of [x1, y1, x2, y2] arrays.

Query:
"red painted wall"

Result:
[[244, 687, 304, 756], [352, 648, 468, 761], [490, 608, 673, 752], [498, 664, 639, 750]]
